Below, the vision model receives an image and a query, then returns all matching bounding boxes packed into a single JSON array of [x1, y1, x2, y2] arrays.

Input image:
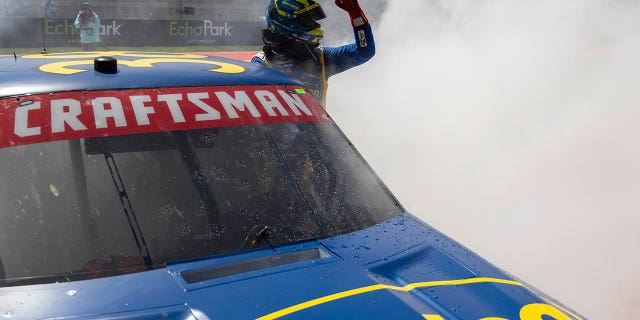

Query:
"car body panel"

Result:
[[0, 52, 297, 98], [0, 52, 584, 320], [0, 214, 582, 320]]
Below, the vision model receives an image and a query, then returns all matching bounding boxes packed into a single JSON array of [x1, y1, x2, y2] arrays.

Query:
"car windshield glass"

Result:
[[0, 121, 401, 287]]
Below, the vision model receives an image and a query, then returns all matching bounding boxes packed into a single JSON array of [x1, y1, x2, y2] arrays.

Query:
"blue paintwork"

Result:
[[0, 52, 584, 320], [0, 213, 582, 319], [0, 52, 300, 98]]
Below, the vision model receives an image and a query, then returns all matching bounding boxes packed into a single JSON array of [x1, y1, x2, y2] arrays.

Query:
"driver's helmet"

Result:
[[266, 0, 327, 46]]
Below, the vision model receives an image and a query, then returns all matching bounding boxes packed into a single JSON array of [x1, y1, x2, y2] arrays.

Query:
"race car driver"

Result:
[[252, 0, 375, 107]]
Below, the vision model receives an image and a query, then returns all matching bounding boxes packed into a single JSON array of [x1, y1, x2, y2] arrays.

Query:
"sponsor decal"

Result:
[[44, 19, 124, 37], [2, 17, 262, 47], [358, 29, 367, 48], [352, 17, 365, 27], [44, 19, 229, 38], [169, 20, 233, 37], [0, 85, 328, 149], [101, 20, 124, 36]]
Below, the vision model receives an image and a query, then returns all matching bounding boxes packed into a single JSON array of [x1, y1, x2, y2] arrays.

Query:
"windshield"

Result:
[[0, 90, 401, 287]]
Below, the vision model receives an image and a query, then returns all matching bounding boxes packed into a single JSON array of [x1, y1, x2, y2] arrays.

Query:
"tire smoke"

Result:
[[327, 1, 640, 319]]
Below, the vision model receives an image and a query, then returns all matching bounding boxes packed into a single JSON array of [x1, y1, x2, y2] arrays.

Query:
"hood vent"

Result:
[[180, 248, 328, 284]]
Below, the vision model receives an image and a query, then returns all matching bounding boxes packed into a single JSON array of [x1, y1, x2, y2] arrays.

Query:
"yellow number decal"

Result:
[[21, 51, 245, 75], [520, 303, 574, 320], [22, 51, 207, 60]]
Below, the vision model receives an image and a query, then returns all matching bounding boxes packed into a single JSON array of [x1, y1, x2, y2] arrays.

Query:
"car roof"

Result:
[[0, 51, 301, 98]]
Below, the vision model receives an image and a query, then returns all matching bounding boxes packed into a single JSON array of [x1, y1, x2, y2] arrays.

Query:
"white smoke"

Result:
[[327, 0, 640, 319]]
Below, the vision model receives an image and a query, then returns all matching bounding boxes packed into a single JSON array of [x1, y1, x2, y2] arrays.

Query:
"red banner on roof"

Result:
[[0, 85, 329, 149]]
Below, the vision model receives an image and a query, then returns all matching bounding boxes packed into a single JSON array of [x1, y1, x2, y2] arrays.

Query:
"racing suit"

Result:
[[252, 24, 375, 107]]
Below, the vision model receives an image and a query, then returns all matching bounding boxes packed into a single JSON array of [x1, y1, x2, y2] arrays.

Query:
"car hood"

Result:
[[0, 214, 582, 320], [0, 52, 301, 98]]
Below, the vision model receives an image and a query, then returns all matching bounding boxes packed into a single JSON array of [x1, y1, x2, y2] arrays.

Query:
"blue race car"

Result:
[[0, 52, 584, 320]]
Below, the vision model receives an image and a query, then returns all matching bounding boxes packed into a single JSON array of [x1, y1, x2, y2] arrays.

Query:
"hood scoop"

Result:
[[180, 248, 328, 284], [168, 241, 339, 290]]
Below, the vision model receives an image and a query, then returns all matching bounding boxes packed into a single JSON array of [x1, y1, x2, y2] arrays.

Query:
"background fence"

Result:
[[1, 17, 263, 48]]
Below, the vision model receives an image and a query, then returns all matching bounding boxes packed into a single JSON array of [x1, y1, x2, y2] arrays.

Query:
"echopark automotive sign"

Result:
[[0, 17, 262, 47], [0, 85, 328, 149]]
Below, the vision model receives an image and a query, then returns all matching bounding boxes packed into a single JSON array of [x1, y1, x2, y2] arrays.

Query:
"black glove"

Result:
[[335, 0, 368, 28]]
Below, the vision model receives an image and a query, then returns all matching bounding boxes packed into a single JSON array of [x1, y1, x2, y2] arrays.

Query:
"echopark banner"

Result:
[[0, 85, 329, 149], [0, 17, 262, 48]]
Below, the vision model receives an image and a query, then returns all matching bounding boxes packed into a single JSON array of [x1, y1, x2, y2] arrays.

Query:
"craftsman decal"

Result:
[[0, 85, 329, 148]]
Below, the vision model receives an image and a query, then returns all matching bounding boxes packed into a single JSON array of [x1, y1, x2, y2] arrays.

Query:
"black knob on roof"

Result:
[[94, 56, 117, 74]]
